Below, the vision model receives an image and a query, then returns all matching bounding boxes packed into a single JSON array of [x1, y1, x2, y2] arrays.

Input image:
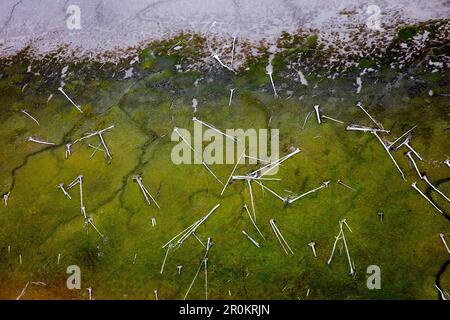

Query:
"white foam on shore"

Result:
[[0, 0, 448, 57]]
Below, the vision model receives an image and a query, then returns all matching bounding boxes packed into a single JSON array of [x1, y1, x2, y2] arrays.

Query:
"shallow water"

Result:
[[0, 21, 449, 299]]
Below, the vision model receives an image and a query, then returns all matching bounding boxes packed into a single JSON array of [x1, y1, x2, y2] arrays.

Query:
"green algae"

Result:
[[0, 25, 449, 300], [398, 26, 420, 41]]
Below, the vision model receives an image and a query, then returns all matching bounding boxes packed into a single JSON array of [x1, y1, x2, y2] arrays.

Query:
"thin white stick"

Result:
[[270, 219, 294, 255], [388, 126, 417, 149], [67, 175, 81, 189], [87, 288, 93, 300], [173, 128, 224, 186], [248, 152, 292, 177], [321, 115, 344, 124], [308, 242, 317, 257], [302, 111, 312, 130], [434, 284, 449, 300], [75, 125, 114, 143], [274, 221, 294, 254], [136, 179, 151, 205], [21, 109, 40, 126], [160, 244, 172, 274], [247, 180, 256, 221], [162, 220, 199, 248], [175, 204, 220, 248], [287, 181, 329, 204], [251, 148, 300, 178], [88, 218, 104, 238], [230, 36, 236, 66], [357, 102, 383, 129], [313, 105, 321, 124], [267, 72, 278, 97], [405, 143, 423, 161], [98, 132, 112, 160], [439, 233, 450, 254], [405, 151, 422, 178], [192, 232, 206, 248], [444, 159, 450, 169], [253, 180, 285, 202], [3, 192, 10, 206], [184, 238, 212, 300], [57, 183, 72, 199], [273, 220, 294, 254], [88, 143, 105, 159], [270, 220, 289, 255], [204, 257, 208, 300], [58, 87, 83, 113], [141, 183, 161, 209], [228, 88, 235, 106], [327, 230, 343, 265], [81, 206, 87, 219], [65, 143, 72, 159], [423, 175, 450, 203], [173, 222, 206, 249], [287, 186, 322, 204], [346, 124, 389, 133], [337, 180, 356, 191], [340, 222, 354, 276], [341, 219, 353, 233], [16, 282, 30, 300], [213, 54, 235, 73], [244, 155, 272, 164], [27, 136, 55, 145], [411, 182, 443, 214], [232, 176, 280, 181], [395, 137, 423, 161], [372, 131, 406, 181], [175, 220, 203, 248], [261, 148, 301, 176], [193, 117, 237, 142], [185, 261, 202, 300], [134, 175, 161, 208], [221, 151, 244, 196], [202, 161, 224, 186], [174, 127, 195, 152], [243, 204, 265, 240], [242, 230, 260, 248], [78, 176, 84, 209]]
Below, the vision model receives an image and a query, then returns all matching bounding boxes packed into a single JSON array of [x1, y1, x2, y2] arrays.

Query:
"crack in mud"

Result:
[[435, 259, 450, 300], [425, 177, 450, 221], [2, 117, 86, 196]]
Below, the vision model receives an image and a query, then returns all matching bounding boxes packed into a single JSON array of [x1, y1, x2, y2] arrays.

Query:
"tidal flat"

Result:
[[0, 22, 449, 299]]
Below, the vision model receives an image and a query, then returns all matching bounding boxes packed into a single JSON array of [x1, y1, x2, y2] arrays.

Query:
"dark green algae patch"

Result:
[[0, 24, 449, 299]]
